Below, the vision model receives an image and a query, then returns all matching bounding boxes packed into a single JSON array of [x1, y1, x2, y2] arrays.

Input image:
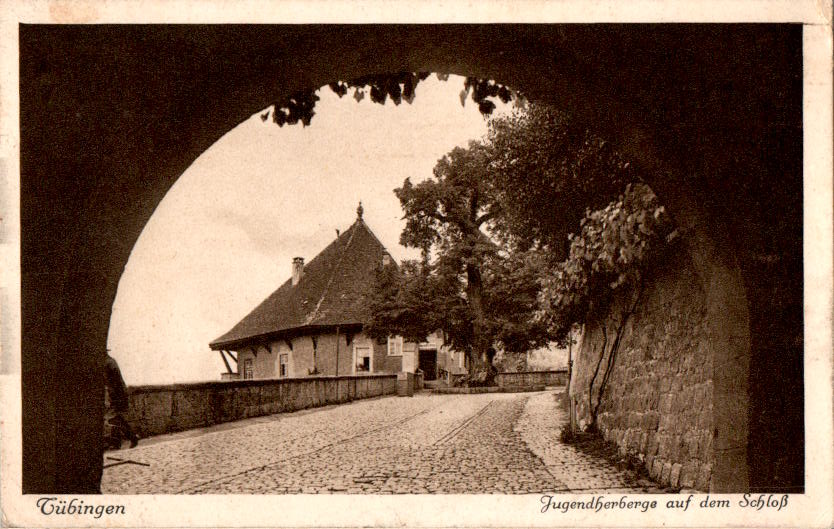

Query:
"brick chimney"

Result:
[[292, 257, 304, 286]]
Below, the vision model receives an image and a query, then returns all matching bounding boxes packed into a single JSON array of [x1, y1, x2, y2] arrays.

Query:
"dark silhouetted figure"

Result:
[[104, 353, 139, 449]]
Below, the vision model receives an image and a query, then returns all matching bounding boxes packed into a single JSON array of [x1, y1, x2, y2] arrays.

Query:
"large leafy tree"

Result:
[[372, 141, 550, 378], [395, 142, 499, 375], [368, 103, 675, 395]]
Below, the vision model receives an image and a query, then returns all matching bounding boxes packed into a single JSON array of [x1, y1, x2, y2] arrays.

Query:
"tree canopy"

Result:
[[487, 105, 636, 260], [366, 102, 677, 384], [364, 259, 444, 345], [396, 142, 500, 369], [366, 141, 551, 377]]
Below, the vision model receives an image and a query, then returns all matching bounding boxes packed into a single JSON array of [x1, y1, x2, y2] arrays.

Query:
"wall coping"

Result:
[[127, 370, 565, 394], [128, 373, 397, 394]]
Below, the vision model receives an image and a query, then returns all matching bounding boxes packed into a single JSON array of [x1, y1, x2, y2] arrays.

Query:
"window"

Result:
[[388, 336, 403, 356], [279, 354, 288, 377], [355, 346, 371, 372], [243, 358, 254, 380]]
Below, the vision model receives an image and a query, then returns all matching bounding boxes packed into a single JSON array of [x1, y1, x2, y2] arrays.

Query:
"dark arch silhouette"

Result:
[[19, 24, 802, 493]]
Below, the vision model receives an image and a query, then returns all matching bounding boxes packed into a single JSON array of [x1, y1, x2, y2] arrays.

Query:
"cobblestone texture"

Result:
[[517, 392, 663, 493], [102, 391, 658, 494]]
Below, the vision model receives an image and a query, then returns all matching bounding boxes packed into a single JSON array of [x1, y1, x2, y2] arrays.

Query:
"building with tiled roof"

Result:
[[210, 204, 465, 381]]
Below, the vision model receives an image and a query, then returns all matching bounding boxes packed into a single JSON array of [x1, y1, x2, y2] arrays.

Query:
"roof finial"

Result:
[[357, 201, 364, 220]]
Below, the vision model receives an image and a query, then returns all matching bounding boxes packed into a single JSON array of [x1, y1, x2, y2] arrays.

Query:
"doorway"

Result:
[[419, 349, 438, 380]]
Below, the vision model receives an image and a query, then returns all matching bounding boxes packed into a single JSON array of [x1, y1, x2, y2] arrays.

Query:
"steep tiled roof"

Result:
[[210, 218, 392, 350]]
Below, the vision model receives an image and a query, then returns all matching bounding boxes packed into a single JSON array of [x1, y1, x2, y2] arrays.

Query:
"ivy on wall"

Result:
[[538, 183, 677, 428]]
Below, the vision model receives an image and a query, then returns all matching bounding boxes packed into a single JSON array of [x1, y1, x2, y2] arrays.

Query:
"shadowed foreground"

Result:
[[103, 391, 664, 494]]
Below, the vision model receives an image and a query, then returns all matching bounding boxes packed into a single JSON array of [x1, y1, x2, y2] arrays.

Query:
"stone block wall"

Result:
[[569, 247, 714, 490], [125, 374, 397, 439]]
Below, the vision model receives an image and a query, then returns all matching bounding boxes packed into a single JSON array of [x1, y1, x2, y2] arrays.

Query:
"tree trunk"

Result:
[[467, 349, 490, 377], [466, 262, 493, 383]]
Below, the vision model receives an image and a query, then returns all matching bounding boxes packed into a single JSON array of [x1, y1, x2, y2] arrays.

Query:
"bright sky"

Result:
[[107, 75, 513, 385]]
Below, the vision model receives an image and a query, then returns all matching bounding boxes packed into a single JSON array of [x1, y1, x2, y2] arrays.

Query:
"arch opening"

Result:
[[107, 73, 521, 386], [20, 24, 802, 494], [104, 71, 752, 494]]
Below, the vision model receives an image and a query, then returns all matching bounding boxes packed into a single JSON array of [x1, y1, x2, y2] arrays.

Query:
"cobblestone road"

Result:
[[102, 391, 659, 494]]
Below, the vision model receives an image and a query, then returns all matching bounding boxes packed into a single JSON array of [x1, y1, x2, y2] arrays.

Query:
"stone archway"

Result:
[[19, 24, 802, 493]]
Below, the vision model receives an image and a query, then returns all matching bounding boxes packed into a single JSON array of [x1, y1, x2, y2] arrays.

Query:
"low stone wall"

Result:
[[496, 370, 568, 388], [125, 374, 397, 439], [441, 370, 567, 388], [434, 385, 545, 394]]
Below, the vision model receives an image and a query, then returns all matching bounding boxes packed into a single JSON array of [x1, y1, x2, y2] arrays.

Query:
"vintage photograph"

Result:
[[2, 4, 832, 526]]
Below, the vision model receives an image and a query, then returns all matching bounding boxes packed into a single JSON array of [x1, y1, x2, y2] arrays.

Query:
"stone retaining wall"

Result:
[[125, 374, 397, 439], [570, 247, 714, 491]]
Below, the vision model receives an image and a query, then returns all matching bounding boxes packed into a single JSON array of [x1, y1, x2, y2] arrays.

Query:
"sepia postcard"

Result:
[[0, 1, 832, 527]]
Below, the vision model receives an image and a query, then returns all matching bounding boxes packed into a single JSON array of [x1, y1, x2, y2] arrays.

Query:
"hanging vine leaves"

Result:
[[262, 73, 522, 127], [261, 90, 321, 127], [536, 183, 677, 344]]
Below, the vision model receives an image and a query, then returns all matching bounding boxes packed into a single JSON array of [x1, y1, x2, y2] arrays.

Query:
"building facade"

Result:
[[210, 205, 466, 381]]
